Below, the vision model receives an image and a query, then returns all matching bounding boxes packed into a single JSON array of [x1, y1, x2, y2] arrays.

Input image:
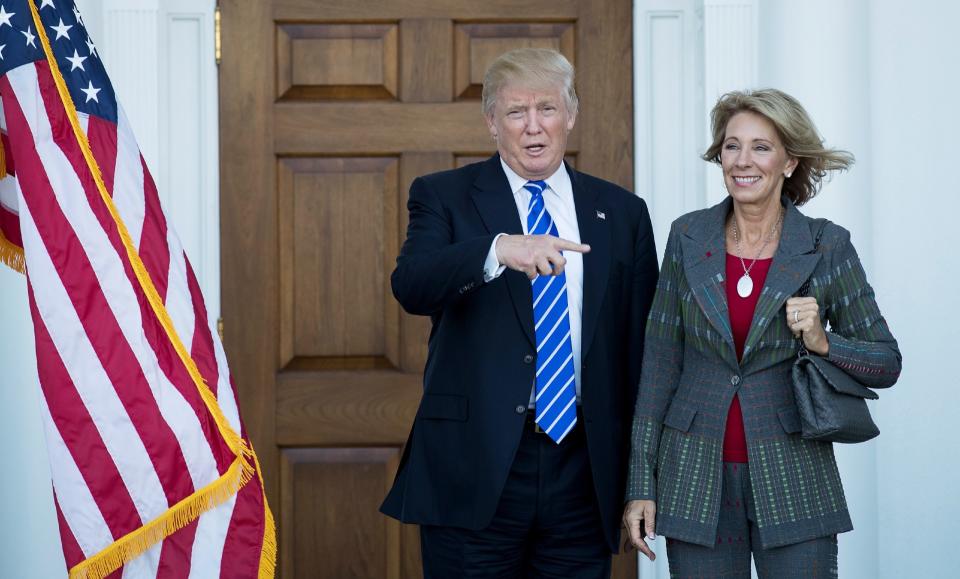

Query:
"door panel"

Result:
[[220, 1, 635, 576]]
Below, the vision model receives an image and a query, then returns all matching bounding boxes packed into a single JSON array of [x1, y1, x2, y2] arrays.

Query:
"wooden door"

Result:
[[219, 1, 635, 577]]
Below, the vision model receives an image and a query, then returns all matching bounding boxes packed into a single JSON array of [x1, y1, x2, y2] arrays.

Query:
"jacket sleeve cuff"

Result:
[[483, 233, 507, 282], [625, 418, 660, 502]]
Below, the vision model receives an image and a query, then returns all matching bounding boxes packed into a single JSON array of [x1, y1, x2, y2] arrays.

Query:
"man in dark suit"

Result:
[[381, 48, 659, 577]]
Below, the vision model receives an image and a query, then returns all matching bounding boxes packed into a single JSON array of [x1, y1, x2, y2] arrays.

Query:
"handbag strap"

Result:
[[796, 218, 830, 298], [796, 218, 830, 357]]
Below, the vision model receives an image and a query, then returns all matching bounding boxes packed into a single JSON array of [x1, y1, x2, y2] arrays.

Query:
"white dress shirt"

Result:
[[483, 159, 583, 404]]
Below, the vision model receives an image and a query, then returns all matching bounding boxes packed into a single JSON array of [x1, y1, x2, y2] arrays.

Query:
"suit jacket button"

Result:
[[515, 405, 527, 414], [731, 375, 741, 386], [523, 354, 534, 364]]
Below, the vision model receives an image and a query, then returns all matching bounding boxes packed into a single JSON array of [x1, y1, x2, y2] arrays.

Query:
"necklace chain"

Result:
[[732, 208, 783, 278]]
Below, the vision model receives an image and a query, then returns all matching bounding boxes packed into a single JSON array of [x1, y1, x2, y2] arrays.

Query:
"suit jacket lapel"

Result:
[[470, 155, 535, 347], [571, 166, 610, 360], [740, 200, 821, 365], [679, 198, 738, 368]]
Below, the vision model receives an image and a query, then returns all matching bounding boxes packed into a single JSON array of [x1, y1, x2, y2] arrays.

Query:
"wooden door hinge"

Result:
[[214, 5, 222, 66]]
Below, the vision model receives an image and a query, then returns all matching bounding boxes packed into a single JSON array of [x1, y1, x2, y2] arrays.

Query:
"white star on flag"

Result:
[[81, 80, 101, 102], [21, 26, 36, 48], [65, 49, 86, 71], [85, 36, 98, 58], [0, 5, 14, 28], [51, 18, 73, 41], [39, 0, 56, 9], [0, 44, 5, 61]]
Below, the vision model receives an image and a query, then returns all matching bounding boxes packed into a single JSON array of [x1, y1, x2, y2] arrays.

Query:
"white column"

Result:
[[101, 0, 161, 172], [757, 2, 877, 578], [868, 2, 960, 578], [634, 0, 705, 265], [757, 0, 873, 251], [702, 0, 757, 206], [159, 0, 221, 317], [634, 3, 704, 573]]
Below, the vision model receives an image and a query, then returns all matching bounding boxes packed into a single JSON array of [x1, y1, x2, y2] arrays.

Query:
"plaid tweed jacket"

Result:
[[626, 196, 901, 548]]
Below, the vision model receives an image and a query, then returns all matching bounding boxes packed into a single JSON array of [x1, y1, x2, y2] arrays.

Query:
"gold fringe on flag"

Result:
[[0, 136, 21, 274], [254, 449, 278, 579], [0, 226, 24, 274], [69, 456, 252, 579], [28, 2, 275, 576]]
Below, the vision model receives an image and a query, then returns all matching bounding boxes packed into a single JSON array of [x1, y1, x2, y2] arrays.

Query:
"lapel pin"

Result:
[[596, 210, 606, 220]]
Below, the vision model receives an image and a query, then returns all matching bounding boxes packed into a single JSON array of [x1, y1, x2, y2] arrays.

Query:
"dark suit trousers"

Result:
[[420, 412, 611, 578]]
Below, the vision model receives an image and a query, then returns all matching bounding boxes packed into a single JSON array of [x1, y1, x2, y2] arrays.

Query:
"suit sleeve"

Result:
[[391, 176, 498, 316], [823, 228, 902, 388], [625, 225, 685, 502], [627, 200, 660, 392]]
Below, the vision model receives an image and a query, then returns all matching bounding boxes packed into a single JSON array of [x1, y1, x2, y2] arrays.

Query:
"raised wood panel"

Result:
[[278, 157, 400, 368], [276, 371, 422, 446], [455, 23, 576, 99], [277, 24, 399, 100], [280, 448, 411, 579]]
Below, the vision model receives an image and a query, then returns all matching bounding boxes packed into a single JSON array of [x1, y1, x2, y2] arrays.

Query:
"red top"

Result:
[[723, 253, 773, 463]]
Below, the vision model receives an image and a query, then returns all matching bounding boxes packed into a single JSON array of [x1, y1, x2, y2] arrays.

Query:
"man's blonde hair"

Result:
[[481, 48, 578, 117]]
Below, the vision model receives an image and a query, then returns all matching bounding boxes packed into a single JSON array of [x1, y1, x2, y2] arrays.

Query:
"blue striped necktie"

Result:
[[524, 180, 577, 443]]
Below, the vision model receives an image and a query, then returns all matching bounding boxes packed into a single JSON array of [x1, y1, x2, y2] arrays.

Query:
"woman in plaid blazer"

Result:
[[622, 89, 901, 577]]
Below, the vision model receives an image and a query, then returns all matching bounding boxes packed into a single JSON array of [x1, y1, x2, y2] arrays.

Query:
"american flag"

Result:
[[0, 1, 275, 577]]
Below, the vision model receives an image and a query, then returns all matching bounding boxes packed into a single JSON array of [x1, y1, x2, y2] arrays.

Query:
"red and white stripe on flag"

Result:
[[0, 3, 274, 578]]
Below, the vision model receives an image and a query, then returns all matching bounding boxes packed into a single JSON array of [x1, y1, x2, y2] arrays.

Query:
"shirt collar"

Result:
[[499, 157, 571, 199]]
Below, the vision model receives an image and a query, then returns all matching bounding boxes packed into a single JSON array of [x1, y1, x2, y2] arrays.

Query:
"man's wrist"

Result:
[[494, 234, 505, 265], [483, 233, 508, 282]]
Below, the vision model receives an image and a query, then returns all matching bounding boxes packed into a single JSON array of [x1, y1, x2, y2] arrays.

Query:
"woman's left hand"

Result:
[[785, 297, 830, 356]]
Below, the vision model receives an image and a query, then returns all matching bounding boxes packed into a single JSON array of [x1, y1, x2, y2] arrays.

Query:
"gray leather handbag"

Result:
[[790, 220, 880, 444]]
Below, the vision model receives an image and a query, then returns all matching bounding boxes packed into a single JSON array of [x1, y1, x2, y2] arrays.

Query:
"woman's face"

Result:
[[720, 111, 797, 205]]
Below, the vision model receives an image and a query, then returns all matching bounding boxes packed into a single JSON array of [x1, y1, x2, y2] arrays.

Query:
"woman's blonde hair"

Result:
[[481, 48, 578, 117], [702, 88, 854, 206]]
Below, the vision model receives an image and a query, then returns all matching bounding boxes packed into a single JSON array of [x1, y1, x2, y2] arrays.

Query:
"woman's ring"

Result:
[[794, 310, 800, 323]]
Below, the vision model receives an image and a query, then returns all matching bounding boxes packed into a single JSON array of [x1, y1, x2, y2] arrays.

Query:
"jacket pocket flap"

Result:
[[804, 356, 879, 400], [777, 406, 802, 434], [418, 394, 468, 422], [663, 400, 697, 433]]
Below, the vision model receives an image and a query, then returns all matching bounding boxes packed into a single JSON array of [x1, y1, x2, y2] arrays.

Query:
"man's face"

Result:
[[485, 83, 576, 181]]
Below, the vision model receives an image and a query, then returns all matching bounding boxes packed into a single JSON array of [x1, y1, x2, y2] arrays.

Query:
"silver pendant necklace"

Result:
[[731, 208, 782, 298]]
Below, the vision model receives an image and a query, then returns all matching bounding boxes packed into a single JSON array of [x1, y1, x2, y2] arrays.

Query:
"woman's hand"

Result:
[[785, 296, 829, 355], [622, 500, 657, 561]]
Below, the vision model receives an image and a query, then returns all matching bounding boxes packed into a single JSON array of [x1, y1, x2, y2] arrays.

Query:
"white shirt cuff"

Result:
[[483, 233, 508, 282]]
